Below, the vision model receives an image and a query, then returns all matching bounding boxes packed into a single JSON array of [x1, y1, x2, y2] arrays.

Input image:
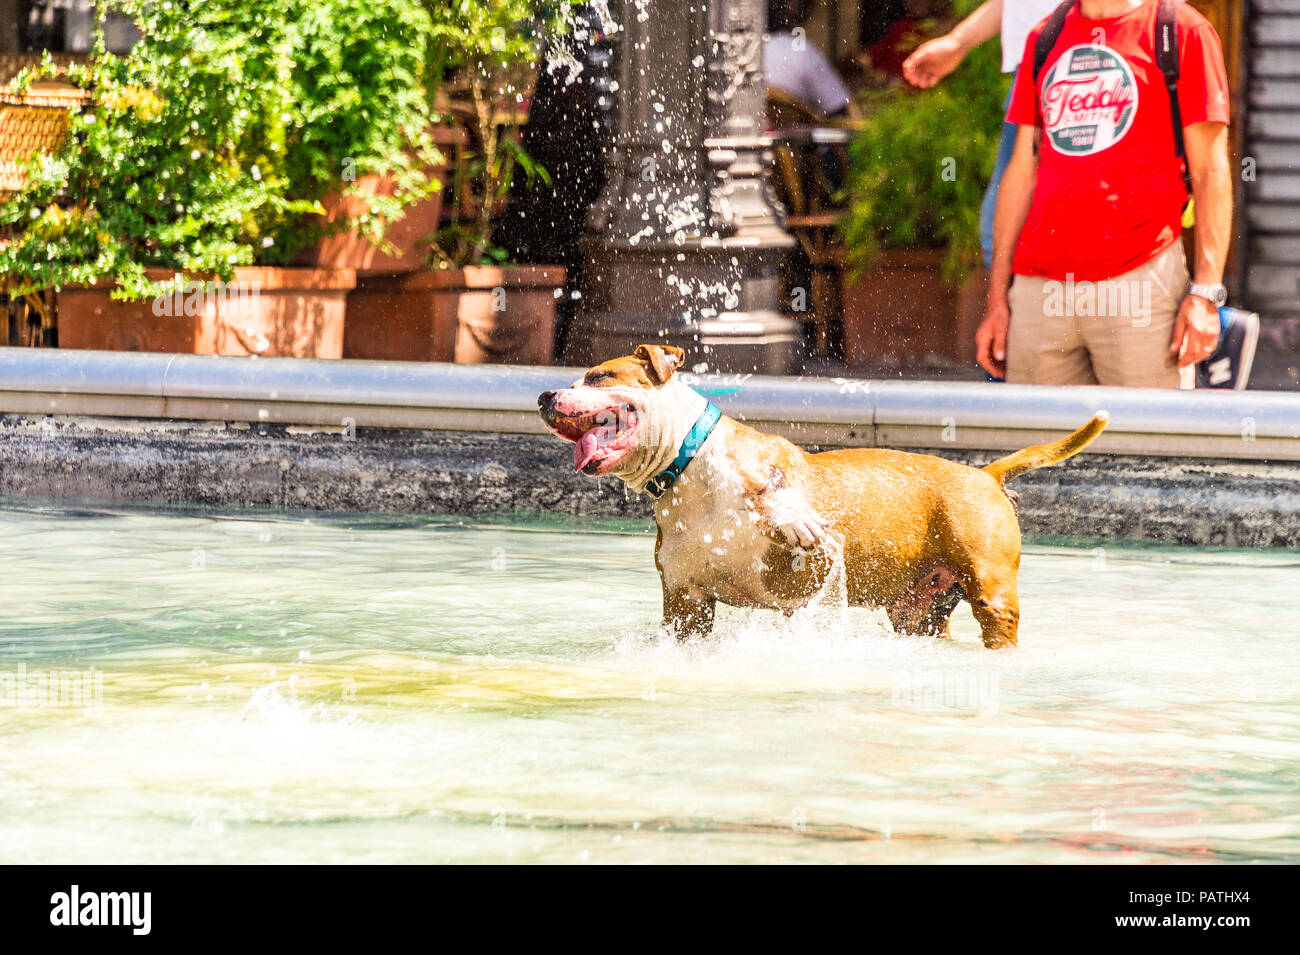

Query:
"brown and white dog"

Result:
[[538, 344, 1108, 648]]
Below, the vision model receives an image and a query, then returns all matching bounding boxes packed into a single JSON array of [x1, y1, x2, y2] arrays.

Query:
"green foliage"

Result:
[[275, 0, 443, 258], [431, 0, 568, 73], [841, 1, 1010, 281], [429, 0, 574, 268], [0, 0, 441, 301]]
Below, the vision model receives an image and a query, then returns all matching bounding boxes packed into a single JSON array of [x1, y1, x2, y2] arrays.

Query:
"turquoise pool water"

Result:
[[1, 504, 1297, 864]]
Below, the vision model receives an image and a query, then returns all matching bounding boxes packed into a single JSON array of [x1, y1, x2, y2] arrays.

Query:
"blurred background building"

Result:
[[0, 1, 1295, 381]]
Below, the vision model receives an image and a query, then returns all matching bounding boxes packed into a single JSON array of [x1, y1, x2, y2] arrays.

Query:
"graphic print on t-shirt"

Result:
[[1040, 45, 1139, 155]]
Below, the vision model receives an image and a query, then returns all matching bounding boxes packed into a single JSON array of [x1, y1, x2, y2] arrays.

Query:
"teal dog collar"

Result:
[[645, 402, 722, 500]]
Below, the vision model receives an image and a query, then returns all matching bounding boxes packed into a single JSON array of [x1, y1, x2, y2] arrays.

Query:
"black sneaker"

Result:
[[1197, 307, 1259, 390]]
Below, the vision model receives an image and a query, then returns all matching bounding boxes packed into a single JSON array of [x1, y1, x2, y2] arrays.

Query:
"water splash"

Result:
[[547, 0, 622, 86], [587, 0, 620, 34], [544, 45, 584, 86], [239, 679, 335, 735], [796, 546, 851, 634]]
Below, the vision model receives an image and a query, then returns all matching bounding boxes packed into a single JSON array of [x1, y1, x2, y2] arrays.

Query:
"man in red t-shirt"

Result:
[[975, 0, 1232, 388]]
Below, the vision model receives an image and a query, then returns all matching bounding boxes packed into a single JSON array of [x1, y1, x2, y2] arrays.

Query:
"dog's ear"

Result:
[[633, 344, 685, 385]]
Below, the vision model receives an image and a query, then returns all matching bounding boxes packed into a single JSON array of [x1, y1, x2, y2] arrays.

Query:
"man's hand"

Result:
[[1169, 293, 1220, 367], [902, 35, 967, 88], [976, 299, 1011, 378], [981, 126, 1038, 381], [901, 0, 1001, 88], [1180, 121, 1231, 371]]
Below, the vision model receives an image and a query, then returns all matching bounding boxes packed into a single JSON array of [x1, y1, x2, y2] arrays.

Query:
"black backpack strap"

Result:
[[1155, 0, 1193, 202], [1032, 0, 1078, 87]]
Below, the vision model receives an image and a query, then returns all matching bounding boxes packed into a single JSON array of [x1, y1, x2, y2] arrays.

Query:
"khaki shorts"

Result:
[[1006, 241, 1194, 389]]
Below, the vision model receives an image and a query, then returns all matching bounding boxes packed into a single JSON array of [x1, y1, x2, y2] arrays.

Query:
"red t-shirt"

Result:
[[1006, 0, 1230, 281]]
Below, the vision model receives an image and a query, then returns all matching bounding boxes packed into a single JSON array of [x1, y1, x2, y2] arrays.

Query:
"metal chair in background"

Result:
[[765, 87, 853, 360]]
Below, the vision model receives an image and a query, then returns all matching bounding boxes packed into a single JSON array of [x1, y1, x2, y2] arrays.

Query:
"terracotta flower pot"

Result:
[[296, 126, 462, 274], [839, 249, 969, 369], [57, 267, 355, 358], [343, 265, 565, 365]]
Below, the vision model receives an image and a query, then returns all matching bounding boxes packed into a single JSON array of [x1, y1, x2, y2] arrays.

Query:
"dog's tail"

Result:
[[982, 412, 1109, 485]]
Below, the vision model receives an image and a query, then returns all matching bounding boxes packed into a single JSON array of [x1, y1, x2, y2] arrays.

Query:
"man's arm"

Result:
[[902, 0, 1003, 89], [805, 45, 853, 117], [1169, 121, 1232, 367], [975, 123, 1039, 378]]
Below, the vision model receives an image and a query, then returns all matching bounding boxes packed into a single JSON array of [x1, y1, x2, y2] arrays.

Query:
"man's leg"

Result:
[[979, 87, 1018, 270], [1082, 242, 1194, 390], [1006, 274, 1097, 385]]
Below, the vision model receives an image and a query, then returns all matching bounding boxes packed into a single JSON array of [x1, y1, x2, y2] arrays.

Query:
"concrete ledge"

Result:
[[4, 348, 1300, 460], [2, 414, 1298, 548]]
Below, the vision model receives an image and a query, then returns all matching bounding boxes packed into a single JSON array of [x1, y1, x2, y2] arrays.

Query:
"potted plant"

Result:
[[288, 0, 453, 274], [0, 0, 441, 358], [344, 0, 572, 366], [839, 0, 1005, 370], [302, 123, 460, 275]]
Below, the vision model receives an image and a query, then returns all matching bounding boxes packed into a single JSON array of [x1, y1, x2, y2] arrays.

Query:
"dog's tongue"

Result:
[[574, 426, 614, 472]]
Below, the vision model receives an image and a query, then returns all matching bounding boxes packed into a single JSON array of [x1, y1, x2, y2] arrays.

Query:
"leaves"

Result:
[[1, 0, 442, 298], [428, 0, 576, 268], [841, 0, 1010, 281]]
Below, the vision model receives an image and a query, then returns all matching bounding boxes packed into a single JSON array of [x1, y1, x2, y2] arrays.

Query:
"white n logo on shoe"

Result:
[[1207, 357, 1232, 386]]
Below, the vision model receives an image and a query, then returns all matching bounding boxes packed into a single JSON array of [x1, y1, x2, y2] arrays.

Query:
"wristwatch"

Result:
[[1187, 282, 1227, 307]]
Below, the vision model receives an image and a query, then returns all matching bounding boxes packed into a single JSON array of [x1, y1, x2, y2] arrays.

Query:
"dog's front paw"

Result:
[[761, 481, 837, 551], [777, 513, 831, 549]]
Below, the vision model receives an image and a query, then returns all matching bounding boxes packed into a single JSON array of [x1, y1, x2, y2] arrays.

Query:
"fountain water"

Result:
[[566, 0, 800, 374]]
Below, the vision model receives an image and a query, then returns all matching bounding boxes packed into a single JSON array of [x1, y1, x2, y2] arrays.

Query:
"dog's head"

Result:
[[538, 344, 703, 485]]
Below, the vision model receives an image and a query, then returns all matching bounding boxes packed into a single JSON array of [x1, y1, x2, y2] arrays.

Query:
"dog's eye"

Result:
[[584, 372, 613, 386]]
